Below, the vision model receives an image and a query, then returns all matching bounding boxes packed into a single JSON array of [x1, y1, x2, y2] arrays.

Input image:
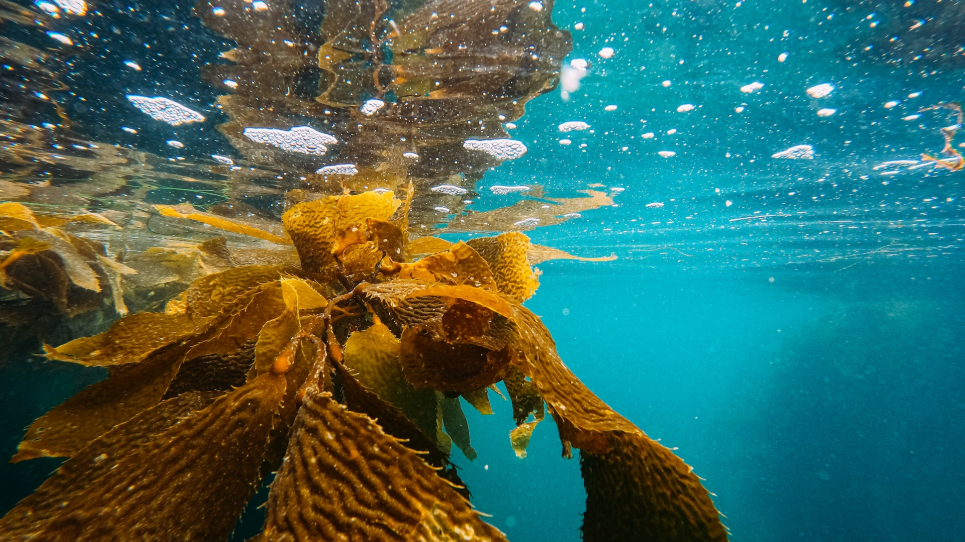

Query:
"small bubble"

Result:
[[562, 308, 570, 316], [505, 516, 517, 527]]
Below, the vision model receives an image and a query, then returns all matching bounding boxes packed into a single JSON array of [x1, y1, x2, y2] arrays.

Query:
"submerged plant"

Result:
[[1, 190, 727, 540]]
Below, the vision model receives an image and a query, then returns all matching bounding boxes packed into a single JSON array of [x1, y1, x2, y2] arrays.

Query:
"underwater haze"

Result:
[[1, 0, 964, 540]]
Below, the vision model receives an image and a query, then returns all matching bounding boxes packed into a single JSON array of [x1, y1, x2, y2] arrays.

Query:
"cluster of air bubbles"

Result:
[[490, 185, 530, 195], [211, 154, 234, 165], [243, 126, 337, 155], [513, 218, 540, 227], [431, 185, 468, 196], [127, 96, 206, 126], [806, 83, 835, 99], [558, 121, 590, 132], [360, 99, 385, 116], [772, 145, 814, 160], [463, 139, 528, 161], [315, 164, 358, 176]]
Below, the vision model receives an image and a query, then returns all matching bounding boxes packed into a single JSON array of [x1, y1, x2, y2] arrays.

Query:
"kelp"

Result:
[[5, 188, 726, 541], [1, 0, 721, 538]]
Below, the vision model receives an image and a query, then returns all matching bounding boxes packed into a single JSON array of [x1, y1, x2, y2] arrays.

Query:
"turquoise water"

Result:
[[2, 0, 964, 540]]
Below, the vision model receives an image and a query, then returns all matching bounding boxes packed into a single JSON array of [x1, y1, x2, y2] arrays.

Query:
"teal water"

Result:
[[2, 0, 964, 540]]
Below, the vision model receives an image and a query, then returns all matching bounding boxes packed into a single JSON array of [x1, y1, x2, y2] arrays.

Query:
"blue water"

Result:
[[2, 0, 965, 540]]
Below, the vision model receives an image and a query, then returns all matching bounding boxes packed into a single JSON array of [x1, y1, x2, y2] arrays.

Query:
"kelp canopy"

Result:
[[0, 0, 727, 540]]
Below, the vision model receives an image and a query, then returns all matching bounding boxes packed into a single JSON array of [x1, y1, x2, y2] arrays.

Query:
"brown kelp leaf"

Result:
[[367, 218, 405, 262], [282, 192, 401, 274], [0, 201, 39, 230], [400, 328, 511, 393], [155, 203, 293, 244], [29, 372, 286, 541], [507, 303, 727, 541], [256, 388, 507, 542], [443, 190, 615, 233], [462, 387, 494, 416], [184, 280, 286, 360], [163, 342, 255, 400], [343, 320, 440, 442], [171, 264, 284, 318], [509, 419, 540, 459], [527, 243, 617, 265], [14, 343, 192, 461], [467, 232, 539, 303], [503, 366, 544, 425], [393, 242, 498, 289], [442, 396, 477, 461], [17, 230, 101, 292], [408, 235, 454, 257], [44, 312, 205, 366], [334, 359, 461, 493], [406, 284, 515, 322], [0, 392, 219, 539]]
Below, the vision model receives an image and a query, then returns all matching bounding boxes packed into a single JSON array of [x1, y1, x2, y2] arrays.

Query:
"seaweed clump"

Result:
[[1, 190, 727, 541]]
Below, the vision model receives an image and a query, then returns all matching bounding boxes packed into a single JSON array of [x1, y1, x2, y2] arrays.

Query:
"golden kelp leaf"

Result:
[[343, 320, 439, 442], [155, 204, 293, 245], [394, 242, 498, 289], [0, 392, 219, 539], [185, 280, 286, 360], [409, 236, 454, 257], [527, 244, 617, 265], [44, 312, 204, 366], [400, 328, 511, 393], [279, 276, 328, 310], [29, 372, 286, 541], [0, 201, 39, 230], [506, 304, 727, 541], [462, 386, 494, 416], [443, 190, 615, 233], [17, 230, 101, 292], [442, 396, 477, 461], [406, 284, 515, 322], [256, 388, 507, 542], [509, 419, 540, 459], [467, 232, 539, 303], [176, 264, 283, 318], [282, 192, 400, 274], [14, 343, 192, 461]]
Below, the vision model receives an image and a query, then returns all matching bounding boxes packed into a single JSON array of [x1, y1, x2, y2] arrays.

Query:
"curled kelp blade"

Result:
[[506, 304, 728, 541], [0, 392, 219, 539], [255, 387, 506, 542], [24, 371, 287, 541]]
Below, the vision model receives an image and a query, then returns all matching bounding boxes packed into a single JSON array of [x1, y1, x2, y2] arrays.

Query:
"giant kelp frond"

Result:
[[6, 187, 723, 540]]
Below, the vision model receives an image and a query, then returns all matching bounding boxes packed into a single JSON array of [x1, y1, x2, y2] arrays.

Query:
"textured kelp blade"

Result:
[[395, 242, 498, 289], [506, 304, 728, 541], [44, 312, 205, 366], [581, 433, 727, 542], [467, 233, 540, 303], [28, 372, 285, 541], [173, 264, 284, 318], [462, 386, 494, 415], [163, 342, 255, 400], [408, 236, 454, 257], [442, 396, 477, 461], [282, 192, 401, 274], [334, 359, 463, 493], [256, 388, 506, 542], [13, 344, 191, 461], [0, 392, 218, 539], [185, 280, 286, 360], [400, 328, 511, 393], [343, 320, 440, 442], [155, 204, 293, 244], [406, 284, 515, 322]]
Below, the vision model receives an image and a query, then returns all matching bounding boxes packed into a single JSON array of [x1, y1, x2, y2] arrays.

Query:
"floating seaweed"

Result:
[[0, 0, 725, 538], [3, 190, 727, 540]]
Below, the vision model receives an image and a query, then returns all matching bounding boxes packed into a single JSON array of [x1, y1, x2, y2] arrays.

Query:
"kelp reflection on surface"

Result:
[[0, 0, 725, 539]]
